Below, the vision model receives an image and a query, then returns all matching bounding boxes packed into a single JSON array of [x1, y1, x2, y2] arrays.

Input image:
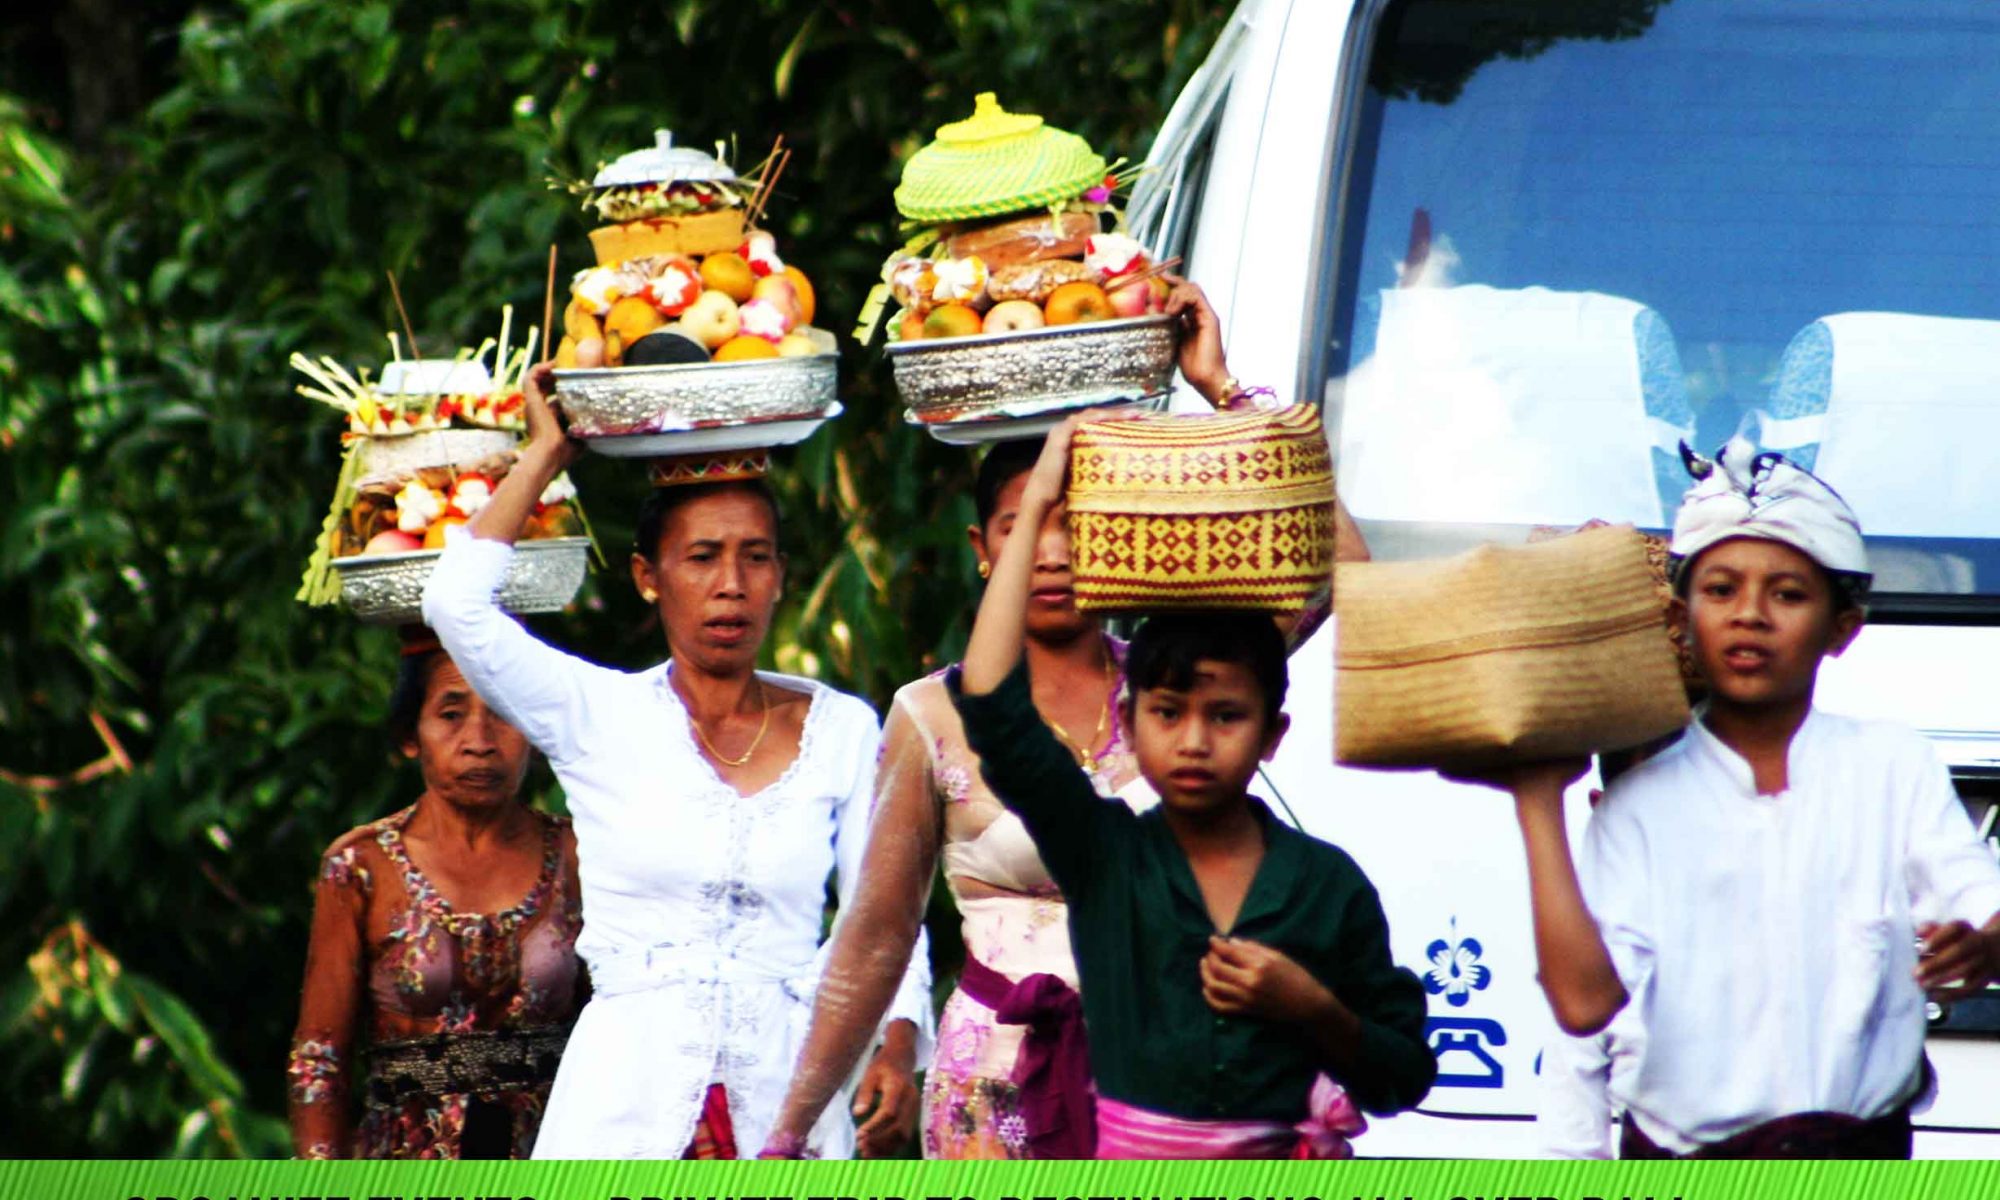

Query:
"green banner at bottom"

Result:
[[3, 1158, 1997, 1200]]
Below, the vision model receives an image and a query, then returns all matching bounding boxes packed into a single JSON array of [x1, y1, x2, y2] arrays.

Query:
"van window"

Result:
[[1323, 0, 2000, 606], [1131, 83, 1228, 266]]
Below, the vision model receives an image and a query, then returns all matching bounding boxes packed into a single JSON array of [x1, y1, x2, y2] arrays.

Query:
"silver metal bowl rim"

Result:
[[883, 313, 1177, 358], [908, 397, 1168, 445], [552, 352, 839, 386], [902, 392, 1168, 428], [331, 536, 594, 572]]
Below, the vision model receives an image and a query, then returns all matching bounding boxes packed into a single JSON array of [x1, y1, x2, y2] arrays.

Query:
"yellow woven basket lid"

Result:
[[1065, 406, 1336, 614], [894, 93, 1109, 224]]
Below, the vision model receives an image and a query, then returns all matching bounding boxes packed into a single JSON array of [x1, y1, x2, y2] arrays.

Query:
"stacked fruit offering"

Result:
[[874, 94, 1166, 344], [339, 452, 584, 559], [554, 132, 832, 369], [294, 316, 591, 615]]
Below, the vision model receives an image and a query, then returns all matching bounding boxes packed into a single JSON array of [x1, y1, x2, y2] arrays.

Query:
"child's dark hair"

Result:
[[633, 478, 783, 562], [387, 649, 445, 748], [974, 438, 1045, 530], [1123, 612, 1289, 725]]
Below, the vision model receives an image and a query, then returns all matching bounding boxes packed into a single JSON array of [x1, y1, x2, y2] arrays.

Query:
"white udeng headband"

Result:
[[1668, 438, 1870, 583]]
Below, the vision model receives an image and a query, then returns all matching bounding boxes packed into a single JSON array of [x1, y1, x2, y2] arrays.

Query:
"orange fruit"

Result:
[[1043, 281, 1113, 326], [423, 516, 469, 550], [699, 252, 757, 303], [897, 309, 929, 342], [714, 335, 780, 362], [782, 265, 816, 325], [605, 295, 663, 344], [529, 505, 585, 539], [922, 303, 984, 339]]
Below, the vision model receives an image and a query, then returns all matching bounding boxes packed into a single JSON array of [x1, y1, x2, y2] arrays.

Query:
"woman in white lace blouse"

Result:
[[421, 364, 932, 1160]]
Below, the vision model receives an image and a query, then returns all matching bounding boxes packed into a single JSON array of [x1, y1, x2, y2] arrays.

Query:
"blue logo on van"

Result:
[[1427, 1016, 1507, 1088], [1422, 917, 1492, 1007]]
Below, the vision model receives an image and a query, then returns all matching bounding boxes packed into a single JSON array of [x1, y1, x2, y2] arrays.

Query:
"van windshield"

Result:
[[1325, 0, 2000, 608]]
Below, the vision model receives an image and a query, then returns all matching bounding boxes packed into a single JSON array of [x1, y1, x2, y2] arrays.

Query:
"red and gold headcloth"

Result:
[[647, 451, 772, 489]]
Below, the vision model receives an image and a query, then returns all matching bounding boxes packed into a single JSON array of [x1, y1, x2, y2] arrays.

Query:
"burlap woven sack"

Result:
[[1066, 405, 1335, 613], [1640, 531, 1705, 692], [1528, 522, 1703, 692], [1335, 524, 1690, 769]]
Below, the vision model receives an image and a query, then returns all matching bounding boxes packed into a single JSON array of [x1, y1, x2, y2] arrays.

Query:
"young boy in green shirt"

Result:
[[952, 418, 1434, 1158]]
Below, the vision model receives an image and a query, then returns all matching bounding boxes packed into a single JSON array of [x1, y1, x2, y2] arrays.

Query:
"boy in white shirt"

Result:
[[1485, 442, 2000, 1158]]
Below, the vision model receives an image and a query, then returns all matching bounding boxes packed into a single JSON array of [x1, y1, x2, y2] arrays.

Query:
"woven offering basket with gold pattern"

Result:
[[1066, 405, 1335, 613], [1334, 524, 1691, 770]]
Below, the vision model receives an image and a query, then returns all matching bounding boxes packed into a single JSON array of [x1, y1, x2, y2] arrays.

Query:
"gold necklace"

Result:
[[686, 677, 770, 768], [1040, 639, 1114, 769]]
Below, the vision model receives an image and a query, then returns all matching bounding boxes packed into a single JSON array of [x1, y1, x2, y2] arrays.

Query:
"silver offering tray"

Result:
[[552, 354, 839, 444], [888, 314, 1178, 431], [331, 537, 591, 624]]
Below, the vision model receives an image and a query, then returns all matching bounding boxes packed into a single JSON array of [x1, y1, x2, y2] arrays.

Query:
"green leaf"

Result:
[[86, 949, 137, 1034], [61, 1027, 104, 1101], [170, 1105, 214, 1158], [3, 123, 67, 197], [673, 0, 707, 44], [354, 3, 392, 43], [124, 973, 244, 1102], [63, 265, 107, 327], [774, 11, 821, 100]]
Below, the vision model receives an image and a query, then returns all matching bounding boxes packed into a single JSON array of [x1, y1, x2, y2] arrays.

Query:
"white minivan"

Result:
[[1132, 0, 2000, 1157]]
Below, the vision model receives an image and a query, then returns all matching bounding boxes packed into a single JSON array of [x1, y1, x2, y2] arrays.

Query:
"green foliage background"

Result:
[[0, 0, 1233, 1157]]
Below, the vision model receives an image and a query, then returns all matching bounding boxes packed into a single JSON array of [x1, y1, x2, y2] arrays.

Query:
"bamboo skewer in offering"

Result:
[[1105, 255, 1182, 294], [541, 245, 558, 363], [386, 270, 423, 360], [744, 138, 791, 231]]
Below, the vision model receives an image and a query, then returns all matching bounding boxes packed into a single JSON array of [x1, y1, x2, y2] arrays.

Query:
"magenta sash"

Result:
[[1094, 1074, 1366, 1160], [956, 955, 1096, 1158]]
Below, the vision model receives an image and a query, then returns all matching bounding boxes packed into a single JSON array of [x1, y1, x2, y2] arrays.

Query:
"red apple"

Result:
[[751, 275, 805, 327], [362, 529, 424, 556], [1107, 279, 1152, 318]]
